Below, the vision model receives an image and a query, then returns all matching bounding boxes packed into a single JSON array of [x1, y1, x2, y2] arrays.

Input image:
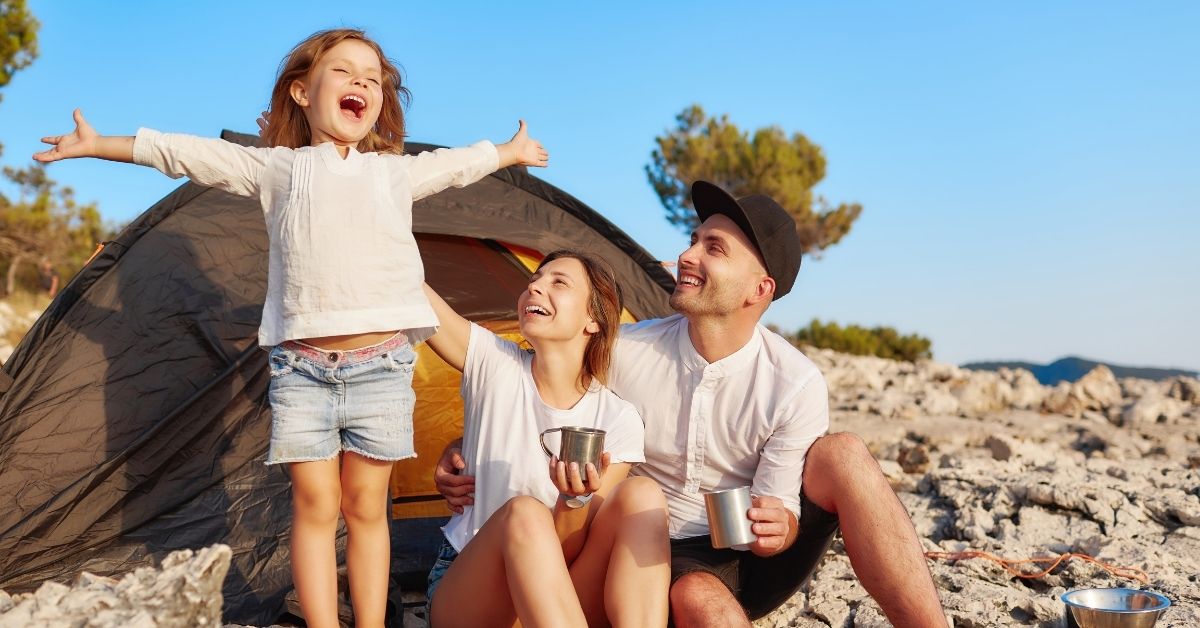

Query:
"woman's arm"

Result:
[[422, 283, 472, 372], [550, 454, 630, 564]]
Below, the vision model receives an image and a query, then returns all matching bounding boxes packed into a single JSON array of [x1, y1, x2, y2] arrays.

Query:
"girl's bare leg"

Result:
[[430, 496, 587, 628], [340, 452, 396, 628], [568, 476, 671, 627], [289, 458, 342, 628]]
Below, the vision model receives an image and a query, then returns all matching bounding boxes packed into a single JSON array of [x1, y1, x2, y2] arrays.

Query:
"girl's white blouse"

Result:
[[133, 129, 499, 346]]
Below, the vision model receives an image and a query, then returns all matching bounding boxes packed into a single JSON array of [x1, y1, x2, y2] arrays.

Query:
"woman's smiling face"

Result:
[[517, 256, 599, 345]]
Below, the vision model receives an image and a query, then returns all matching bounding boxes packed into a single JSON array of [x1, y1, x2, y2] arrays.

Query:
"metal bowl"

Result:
[[1061, 588, 1171, 628]]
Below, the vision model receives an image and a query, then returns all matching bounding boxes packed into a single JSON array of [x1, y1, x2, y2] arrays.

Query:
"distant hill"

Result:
[[961, 356, 1199, 385]]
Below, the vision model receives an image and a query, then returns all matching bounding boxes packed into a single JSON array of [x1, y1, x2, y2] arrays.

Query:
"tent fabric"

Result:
[[0, 132, 673, 624]]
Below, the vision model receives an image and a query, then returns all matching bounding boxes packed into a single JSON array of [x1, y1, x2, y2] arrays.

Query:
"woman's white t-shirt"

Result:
[[441, 323, 646, 552]]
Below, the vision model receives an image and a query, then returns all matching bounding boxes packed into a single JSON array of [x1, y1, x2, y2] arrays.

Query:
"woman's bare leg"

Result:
[[340, 452, 396, 628], [288, 458, 342, 628], [568, 476, 671, 627], [430, 496, 587, 628]]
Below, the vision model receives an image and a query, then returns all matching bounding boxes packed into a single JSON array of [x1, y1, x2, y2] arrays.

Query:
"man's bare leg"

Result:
[[803, 432, 948, 627], [669, 572, 750, 628]]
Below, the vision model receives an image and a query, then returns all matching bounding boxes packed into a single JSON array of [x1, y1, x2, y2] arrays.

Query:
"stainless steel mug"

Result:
[[540, 426, 606, 479], [704, 486, 756, 549]]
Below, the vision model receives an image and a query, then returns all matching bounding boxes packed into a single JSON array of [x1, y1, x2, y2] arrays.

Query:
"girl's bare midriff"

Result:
[[301, 330, 401, 350]]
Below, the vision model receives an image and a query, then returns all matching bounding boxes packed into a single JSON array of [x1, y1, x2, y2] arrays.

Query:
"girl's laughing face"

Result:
[[289, 39, 384, 149]]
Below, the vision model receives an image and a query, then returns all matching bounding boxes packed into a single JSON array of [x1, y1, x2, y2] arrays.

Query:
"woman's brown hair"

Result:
[[262, 29, 410, 154], [536, 250, 624, 390]]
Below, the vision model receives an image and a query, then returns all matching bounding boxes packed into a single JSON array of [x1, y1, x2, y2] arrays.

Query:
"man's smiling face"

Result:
[[670, 214, 771, 316]]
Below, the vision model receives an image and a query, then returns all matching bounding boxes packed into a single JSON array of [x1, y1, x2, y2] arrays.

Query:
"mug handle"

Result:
[[539, 427, 561, 458]]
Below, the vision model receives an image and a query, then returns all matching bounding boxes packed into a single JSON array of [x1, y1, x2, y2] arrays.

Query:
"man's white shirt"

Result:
[[610, 314, 829, 539]]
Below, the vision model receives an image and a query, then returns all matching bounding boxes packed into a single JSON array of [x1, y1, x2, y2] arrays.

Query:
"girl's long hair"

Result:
[[262, 28, 410, 154], [536, 250, 624, 390]]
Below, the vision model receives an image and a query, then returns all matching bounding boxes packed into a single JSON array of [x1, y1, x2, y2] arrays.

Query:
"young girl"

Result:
[[421, 250, 670, 627], [34, 28, 548, 628]]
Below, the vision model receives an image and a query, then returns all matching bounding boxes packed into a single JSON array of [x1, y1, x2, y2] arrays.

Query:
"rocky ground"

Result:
[[0, 546, 229, 627], [752, 350, 1199, 627], [2, 296, 1195, 625]]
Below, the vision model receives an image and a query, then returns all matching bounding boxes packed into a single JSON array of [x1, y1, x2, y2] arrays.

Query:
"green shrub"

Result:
[[785, 319, 932, 362]]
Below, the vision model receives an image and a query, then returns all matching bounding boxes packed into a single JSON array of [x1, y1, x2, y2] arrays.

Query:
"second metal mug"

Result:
[[540, 426, 605, 479], [704, 486, 756, 549]]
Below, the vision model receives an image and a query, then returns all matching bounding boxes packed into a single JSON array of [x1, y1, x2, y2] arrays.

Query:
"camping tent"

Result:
[[0, 131, 674, 624]]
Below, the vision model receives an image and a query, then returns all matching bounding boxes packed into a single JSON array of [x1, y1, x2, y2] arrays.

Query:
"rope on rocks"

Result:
[[924, 550, 1150, 585]]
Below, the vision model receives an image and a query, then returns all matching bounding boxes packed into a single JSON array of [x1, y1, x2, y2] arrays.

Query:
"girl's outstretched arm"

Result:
[[398, 120, 546, 202], [38, 109, 269, 198], [34, 109, 134, 164], [495, 119, 549, 169], [422, 283, 471, 372]]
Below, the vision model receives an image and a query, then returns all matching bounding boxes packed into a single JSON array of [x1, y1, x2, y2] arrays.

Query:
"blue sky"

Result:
[[1, 2, 1197, 370]]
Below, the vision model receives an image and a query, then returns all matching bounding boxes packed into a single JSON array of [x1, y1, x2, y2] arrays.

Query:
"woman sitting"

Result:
[[422, 249, 670, 627]]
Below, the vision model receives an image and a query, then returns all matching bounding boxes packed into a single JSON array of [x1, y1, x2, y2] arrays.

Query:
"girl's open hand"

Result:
[[34, 109, 99, 163], [549, 451, 611, 496], [497, 119, 549, 168]]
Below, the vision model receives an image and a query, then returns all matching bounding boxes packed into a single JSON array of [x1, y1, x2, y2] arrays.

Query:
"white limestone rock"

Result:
[[1122, 392, 1190, 427], [0, 545, 231, 628], [1166, 377, 1200, 404], [1042, 366, 1124, 417]]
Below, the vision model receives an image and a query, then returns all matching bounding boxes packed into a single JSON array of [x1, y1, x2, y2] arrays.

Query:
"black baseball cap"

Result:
[[691, 180, 802, 300]]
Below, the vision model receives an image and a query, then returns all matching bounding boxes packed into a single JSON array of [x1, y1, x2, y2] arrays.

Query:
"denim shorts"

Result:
[[265, 332, 417, 464], [425, 539, 459, 621]]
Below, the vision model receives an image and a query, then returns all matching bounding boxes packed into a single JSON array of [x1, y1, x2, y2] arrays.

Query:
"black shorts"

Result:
[[670, 491, 840, 620]]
